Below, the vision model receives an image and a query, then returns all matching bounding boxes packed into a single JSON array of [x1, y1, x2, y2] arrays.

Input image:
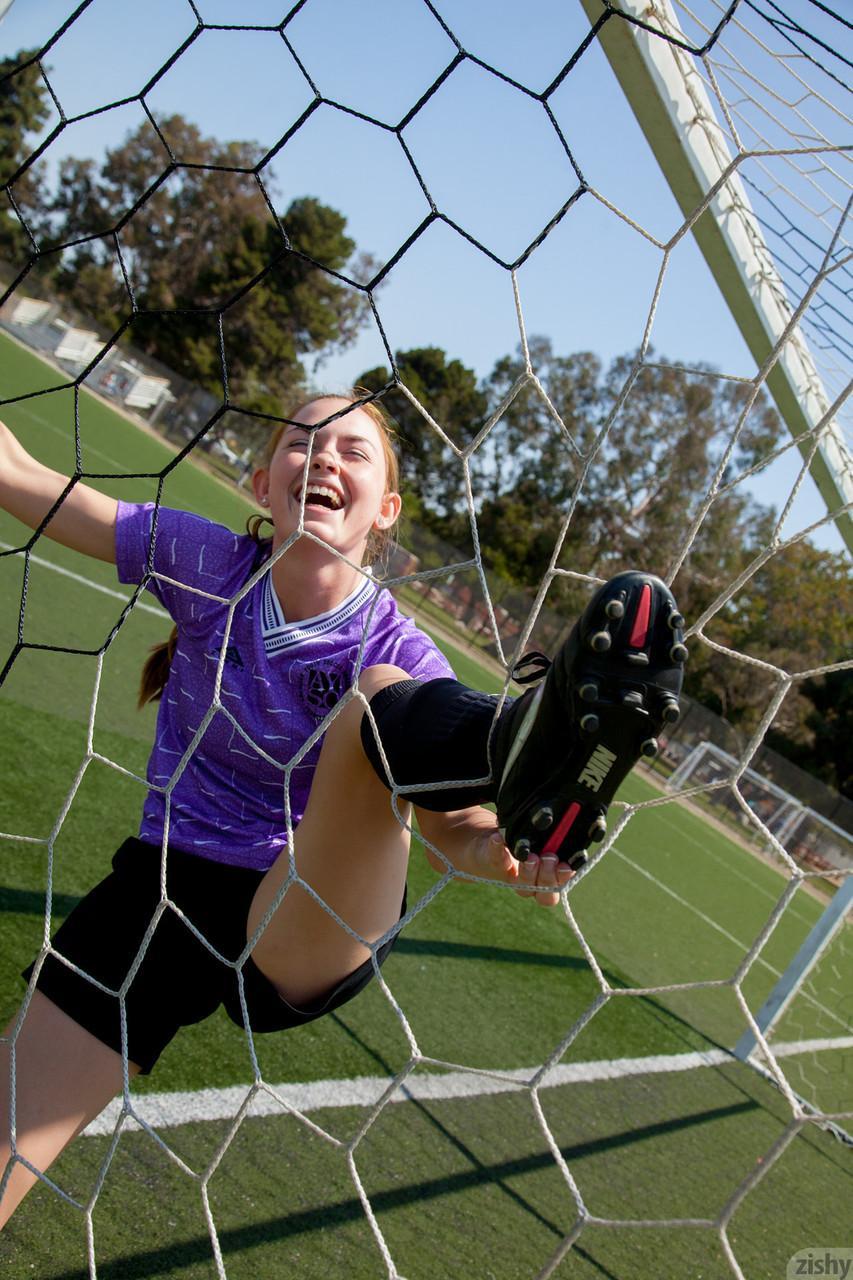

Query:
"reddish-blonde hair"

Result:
[[246, 389, 400, 562], [139, 390, 400, 708]]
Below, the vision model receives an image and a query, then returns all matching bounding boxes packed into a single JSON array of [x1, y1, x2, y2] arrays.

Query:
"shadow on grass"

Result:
[[0, 887, 81, 917], [41, 1099, 756, 1280], [0, 893, 593, 972]]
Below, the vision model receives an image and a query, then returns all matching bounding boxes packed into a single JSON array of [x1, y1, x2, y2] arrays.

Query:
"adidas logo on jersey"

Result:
[[578, 744, 617, 792], [206, 643, 244, 670]]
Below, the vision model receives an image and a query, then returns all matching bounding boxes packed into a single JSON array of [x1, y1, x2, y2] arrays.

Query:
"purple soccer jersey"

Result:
[[116, 502, 454, 870]]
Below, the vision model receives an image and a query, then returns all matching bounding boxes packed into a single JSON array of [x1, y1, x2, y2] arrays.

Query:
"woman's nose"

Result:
[[311, 449, 339, 472]]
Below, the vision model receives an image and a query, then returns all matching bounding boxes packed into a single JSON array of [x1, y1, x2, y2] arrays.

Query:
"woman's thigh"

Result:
[[247, 667, 413, 1007]]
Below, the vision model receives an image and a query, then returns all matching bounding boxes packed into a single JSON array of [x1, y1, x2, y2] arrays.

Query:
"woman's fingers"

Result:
[[516, 850, 574, 906], [469, 830, 574, 907]]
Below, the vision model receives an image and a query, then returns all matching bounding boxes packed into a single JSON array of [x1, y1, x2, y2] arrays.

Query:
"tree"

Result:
[[422, 339, 778, 627], [772, 668, 852, 800], [48, 117, 374, 415], [0, 49, 51, 264], [358, 347, 489, 518], [692, 540, 852, 756]]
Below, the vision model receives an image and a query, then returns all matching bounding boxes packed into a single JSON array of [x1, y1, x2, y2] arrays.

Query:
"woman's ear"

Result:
[[251, 469, 270, 508], [374, 491, 402, 530]]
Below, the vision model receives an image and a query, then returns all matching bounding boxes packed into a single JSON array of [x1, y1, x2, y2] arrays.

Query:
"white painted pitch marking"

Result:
[[82, 1036, 853, 1137], [17, 405, 136, 473], [613, 846, 776, 960], [0, 541, 168, 619], [649, 806, 814, 926], [612, 847, 846, 1028]]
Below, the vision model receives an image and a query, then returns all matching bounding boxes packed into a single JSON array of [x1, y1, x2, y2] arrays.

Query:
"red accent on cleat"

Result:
[[628, 583, 651, 649], [542, 801, 581, 856]]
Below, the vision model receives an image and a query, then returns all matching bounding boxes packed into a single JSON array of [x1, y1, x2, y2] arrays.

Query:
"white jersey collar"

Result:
[[261, 571, 376, 654]]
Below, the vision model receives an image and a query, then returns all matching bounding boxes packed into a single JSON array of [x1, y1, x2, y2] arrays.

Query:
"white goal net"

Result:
[[1, 2, 850, 1277]]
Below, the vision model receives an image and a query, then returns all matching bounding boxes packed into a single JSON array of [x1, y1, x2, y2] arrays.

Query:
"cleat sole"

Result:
[[495, 570, 686, 866]]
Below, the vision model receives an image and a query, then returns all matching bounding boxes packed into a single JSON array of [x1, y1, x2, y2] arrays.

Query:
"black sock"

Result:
[[360, 678, 503, 812]]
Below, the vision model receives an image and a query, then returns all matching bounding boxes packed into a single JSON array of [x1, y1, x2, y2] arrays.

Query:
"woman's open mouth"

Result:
[[296, 483, 344, 511]]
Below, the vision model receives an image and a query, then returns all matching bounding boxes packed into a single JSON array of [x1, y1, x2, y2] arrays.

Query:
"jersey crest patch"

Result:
[[302, 663, 350, 717]]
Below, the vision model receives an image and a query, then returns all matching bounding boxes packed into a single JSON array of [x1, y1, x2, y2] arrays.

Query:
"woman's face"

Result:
[[253, 398, 401, 563]]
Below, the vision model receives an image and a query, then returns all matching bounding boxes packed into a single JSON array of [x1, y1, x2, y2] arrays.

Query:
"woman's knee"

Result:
[[317, 665, 410, 770], [357, 664, 410, 700]]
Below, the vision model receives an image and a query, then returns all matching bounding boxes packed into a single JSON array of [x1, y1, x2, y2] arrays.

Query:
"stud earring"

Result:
[[260, 496, 269, 507]]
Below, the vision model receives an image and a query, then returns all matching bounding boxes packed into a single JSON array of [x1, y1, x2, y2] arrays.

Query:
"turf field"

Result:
[[1, 331, 850, 1279]]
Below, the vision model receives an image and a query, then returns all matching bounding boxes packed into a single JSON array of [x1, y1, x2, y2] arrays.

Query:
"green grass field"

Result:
[[1, 331, 850, 1279]]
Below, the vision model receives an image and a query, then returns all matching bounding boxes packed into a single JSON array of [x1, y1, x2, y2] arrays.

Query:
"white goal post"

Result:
[[578, 0, 853, 552], [733, 874, 853, 1061]]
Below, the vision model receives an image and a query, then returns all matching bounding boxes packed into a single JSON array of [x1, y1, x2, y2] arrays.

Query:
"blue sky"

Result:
[[2, 0, 848, 553]]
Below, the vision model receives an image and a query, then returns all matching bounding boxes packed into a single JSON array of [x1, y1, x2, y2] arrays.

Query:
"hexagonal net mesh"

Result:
[[0, 1, 850, 1277]]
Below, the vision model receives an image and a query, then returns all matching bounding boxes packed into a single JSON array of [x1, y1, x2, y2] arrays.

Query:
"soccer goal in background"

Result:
[[0, 1, 850, 1277]]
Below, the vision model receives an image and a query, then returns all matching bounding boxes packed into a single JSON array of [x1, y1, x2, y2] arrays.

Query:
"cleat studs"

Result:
[[588, 817, 607, 842], [640, 737, 659, 758], [514, 838, 532, 861], [670, 642, 688, 664], [668, 611, 685, 631], [579, 681, 598, 702], [605, 599, 624, 620], [661, 698, 680, 724], [590, 631, 611, 653], [621, 690, 644, 707], [531, 805, 554, 831], [580, 713, 600, 733]]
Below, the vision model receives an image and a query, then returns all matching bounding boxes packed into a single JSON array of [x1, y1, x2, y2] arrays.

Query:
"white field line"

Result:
[[82, 1036, 853, 1137], [16, 405, 131, 472], [650, 806, 814, 927], [612, 847, 847, 1030], [0, 541, 167, 619]]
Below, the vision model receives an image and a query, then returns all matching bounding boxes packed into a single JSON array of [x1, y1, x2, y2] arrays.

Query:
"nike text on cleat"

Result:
[[491, 570, 686, 870]]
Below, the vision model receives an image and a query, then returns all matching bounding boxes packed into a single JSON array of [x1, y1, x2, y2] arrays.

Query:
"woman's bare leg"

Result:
[[0, 991, 139, 1228], [248, 665, 414, 1007]]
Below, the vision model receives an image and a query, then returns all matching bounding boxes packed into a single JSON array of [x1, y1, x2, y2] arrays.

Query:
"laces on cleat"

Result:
[[580, 713, 599, 733], [531, 805, 554, 831], [579, 681, 598, 702], [670, 642, 688, 664], [605, 599, 624, 619], [640, 738, 659, 757], [590, 631, 611, 653]]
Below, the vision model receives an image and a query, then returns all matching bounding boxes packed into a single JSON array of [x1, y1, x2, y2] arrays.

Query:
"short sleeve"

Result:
[[361, 595, 456, 683], [115, 501, 257, 626]]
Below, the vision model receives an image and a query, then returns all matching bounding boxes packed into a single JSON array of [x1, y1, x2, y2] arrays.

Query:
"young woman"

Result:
[[0, 391, 685, 1225]]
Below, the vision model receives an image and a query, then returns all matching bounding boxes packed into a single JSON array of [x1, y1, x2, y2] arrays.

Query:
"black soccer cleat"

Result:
[[491, 571, 687, 871]]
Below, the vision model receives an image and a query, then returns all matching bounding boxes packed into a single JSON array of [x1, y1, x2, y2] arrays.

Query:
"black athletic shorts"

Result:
[[24, 837, 404, 1073]]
